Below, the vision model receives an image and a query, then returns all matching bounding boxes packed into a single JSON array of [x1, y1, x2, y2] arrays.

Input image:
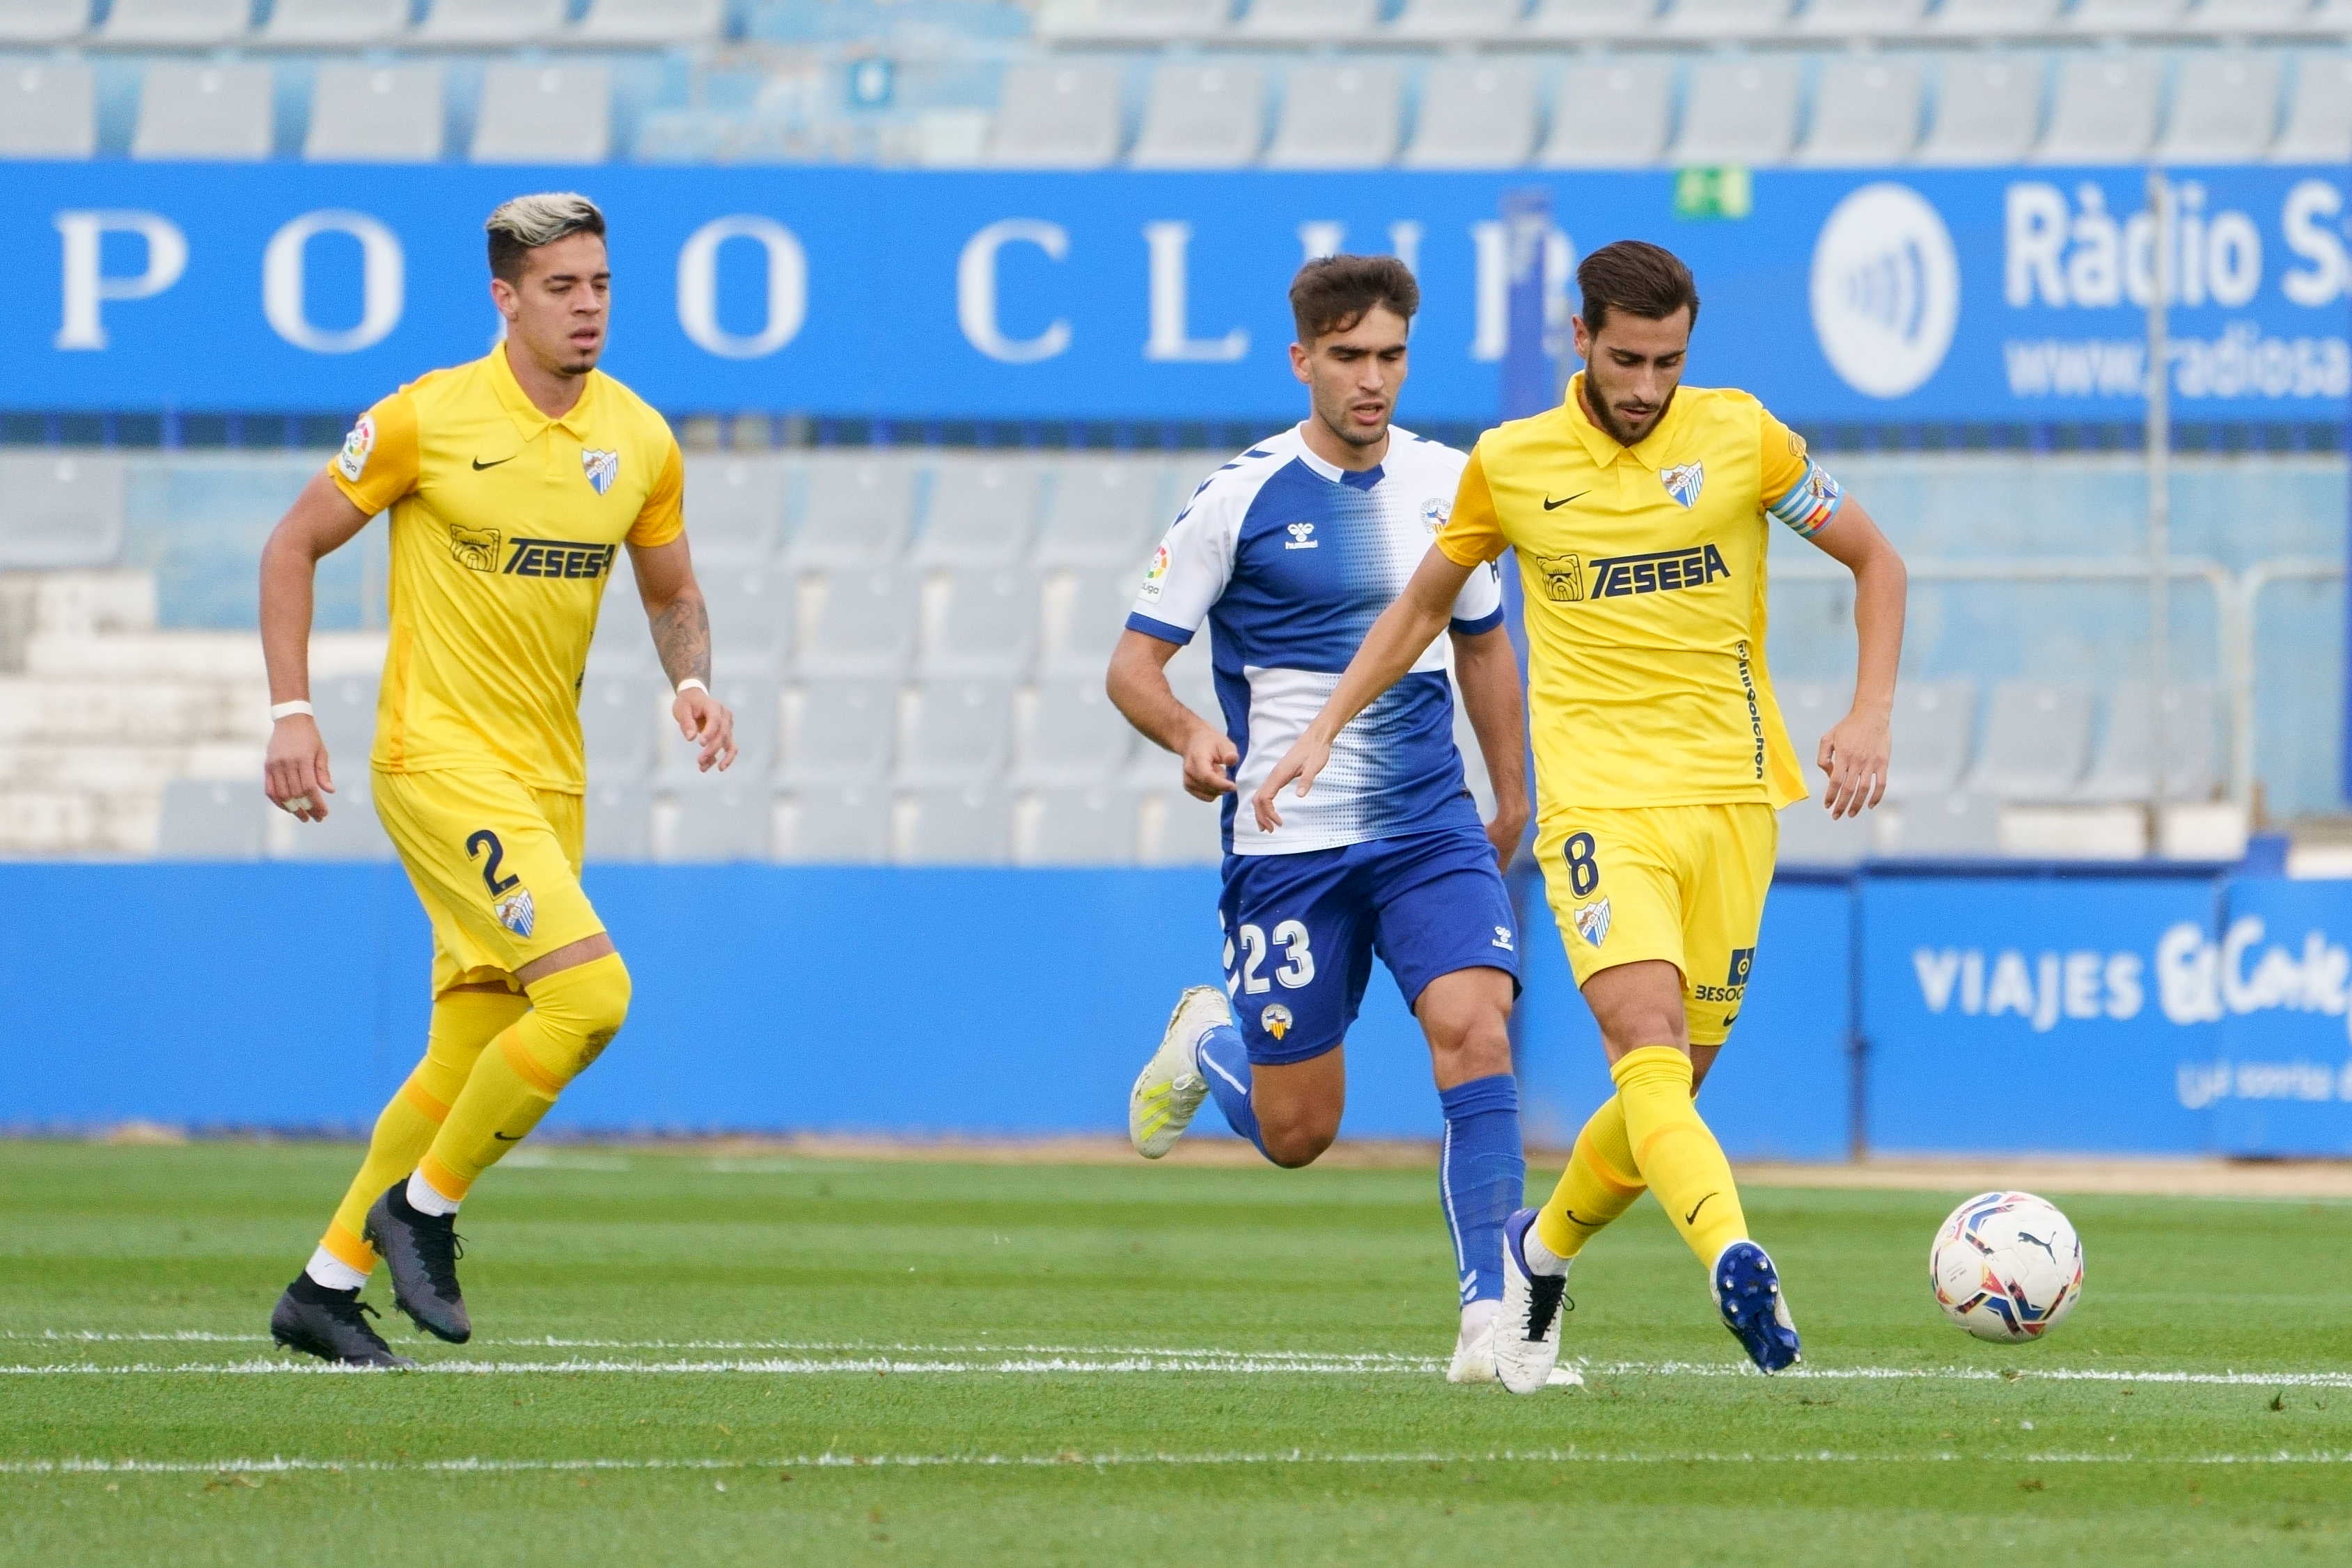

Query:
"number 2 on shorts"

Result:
[[467, 829, 521, 896], [1562, 831, 1601, 899]]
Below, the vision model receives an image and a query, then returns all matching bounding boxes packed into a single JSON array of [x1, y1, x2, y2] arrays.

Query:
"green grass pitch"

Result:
[[4, 1141, 2351, 1567]]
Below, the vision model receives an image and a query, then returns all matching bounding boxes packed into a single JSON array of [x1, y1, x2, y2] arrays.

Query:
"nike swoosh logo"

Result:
[[1684, 1193, 1715, 1226], [492, 1131, 524, 1141], [1543, 491, 1588, 510], [472, 455, 516, 470]]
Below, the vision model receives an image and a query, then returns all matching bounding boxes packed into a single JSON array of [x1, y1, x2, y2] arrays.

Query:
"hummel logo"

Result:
[[1284, 521, 1319, 549], [1684, 1193, 1716, 1226], [1491, 925, 1515, 951], [1542, 491, 1588, 510], [472, 455, 516, 470]]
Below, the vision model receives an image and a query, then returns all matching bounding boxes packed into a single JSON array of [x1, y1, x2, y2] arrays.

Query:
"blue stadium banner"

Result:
[[2199, 877, 2352, 1157], [0, 162, 2346, 425]]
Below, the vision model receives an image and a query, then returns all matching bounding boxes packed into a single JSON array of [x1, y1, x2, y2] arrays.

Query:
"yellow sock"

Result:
[[1612, 1044, 1748, 1267], [419, 953, 631, 1200], [320, 987, 528, 1271], [1533, 1095, 1647, 1260]]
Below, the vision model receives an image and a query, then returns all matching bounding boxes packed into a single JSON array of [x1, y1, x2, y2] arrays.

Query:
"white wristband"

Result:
[[675, 678, 709, 698], [270, 700, 315, 722]]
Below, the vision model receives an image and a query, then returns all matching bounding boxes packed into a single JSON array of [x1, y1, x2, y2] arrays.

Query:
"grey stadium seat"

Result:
[[157, 781, 265, 861], [306, 65, 444, 162], [917, 458, 1040, 567], [902, 785, 1013, 865], [1796, 0, 1932, 36], [1242, 0, 1379, 38], [281, 781, 393, 863], [1140, 789, 1224, 865], [922, 569, 1042, 680], [801, 569, 918, 678], [2076, 681, 2222, 804], [1388, 0, 1524, 41], [588, 590, 653, 677], [418, 0, 563, 43], [580, 676, 661, 786], [1916, 54, 2044, 166], [1931, 0, 2064, 35], [1265, 63, 1402, 171], [1403, 58, 1539, 169], [2032, 53, 2161, 164], [779, 783, 892, 863], [779, 680, 897, 786], [104, 0, 248, 44], [2158, 52, 2282, 162], [471, 63, 610, 164], [1773, 680, 1842, 776], [1032, 460, 1170, 569], [661, 779, 773, 864], [0, 1, 88, 44], [1131, 63, 1264, 169], [987, 62, 1124, 169], [899, 680, 1015, 787], [2271, 53, 2352, 162], [1022, 785, 1143, 865], [685, 455, 789, 561], [1881, 679, 1977, 801], [1775, 801, 1874, 870], [1661, 0, 1794, 38], [1674, 56, 1801, 167], [698, 563, 797, 676], [311, 672, 379, 762], [265, 0, 410, 44], [1016, 678, 1136, 785], [657, 676, 781, 784], [1037, 0, 1232, 42], [0, 60, 94, 157], [1047, 560, 1151, 677], [1526, 0, 1661, 40], [1882, 793, 2002, 859], [790, 455, 916, 568], [1965, 681, 2094, 801], [0, 453, 124, 569], [134, 64, 274, 162], [1540, 60, 1673, 168], [574, 0, 727, 43], [2067, 0, 2193, 31], [2189, 0, 2315, 34], [583, 781, 654, 863], [1798, 55, 1924, 165]]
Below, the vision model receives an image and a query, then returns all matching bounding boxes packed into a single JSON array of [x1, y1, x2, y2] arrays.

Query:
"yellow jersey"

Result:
[[329, 346, 684, 793], [1434, 375, 1843, 816]]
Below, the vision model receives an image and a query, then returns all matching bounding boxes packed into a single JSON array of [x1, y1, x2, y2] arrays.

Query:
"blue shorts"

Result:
[[1216, 824, 1522, 1067]]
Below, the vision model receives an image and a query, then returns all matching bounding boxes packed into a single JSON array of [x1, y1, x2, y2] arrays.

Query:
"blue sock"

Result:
[[1193, 1023, 1268, 1159], [1438, 1074, 1523, 1308]]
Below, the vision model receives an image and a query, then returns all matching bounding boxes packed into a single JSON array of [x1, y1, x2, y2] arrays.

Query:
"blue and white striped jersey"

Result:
[[1126, 423, 1505, 857]]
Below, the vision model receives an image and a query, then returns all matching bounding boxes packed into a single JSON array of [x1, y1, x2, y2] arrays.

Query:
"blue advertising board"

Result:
[[2200, 877, 2352, 1157], [0, 163, 2344, 425]]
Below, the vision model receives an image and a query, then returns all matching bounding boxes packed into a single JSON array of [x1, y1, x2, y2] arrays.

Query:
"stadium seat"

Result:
[[1388, 0, 1524, 41], [2271, 52, 2352, 161], [1915, 54, 2044, 165], [1775, 800, 1874, 869], [471, 63, 611, 164], [580, 676, 661, 785], [305, 65, 445, 162], [657, 676, 781, 783], [1021, 784, 1143, 865], [1032, 460, 1172, 569], [1130, 63, 1265, 168], [2076, 681, 2222, 804], [0, 60, 94, 157], [1264, 63, 1403, 170], [2067, 0, 2193, 32], [1795, 0, 1932, 36], [1015, 677, 1136, 785], [103, 0, 248, 44], [2158, 51, 2282, 161], [573, 0, 728, 43], [923, 569, 1042, 680], [1772, 680, 1843, 774], [1140, 788, 1224, 865], [790, 455, 916, 568], [899, 680, 1015, 786], [986, 62, 1124, 168], [0, 1, 87, 44], [1673, 57, 1801, 167], [2032, 52, 2161, 163], [1796, 55, 1924, 164], [779, 782, 892, 862], [1931, 0, 2065, 36], [583, 781, 654, 863], [1661, 0, 1794, 39], [1881, 679, 1977, 801], [133, 64, 274, 162], [0, 453, 125, 569], [1882, 792, 2002, 858], [263, 0, 410, 44], [157, 780, 265, 861], [1046, 561, 1151, 677], [1965, 681, 2094, 801], [916, 459, 1040, 567], [588, 591, 654, 677], [661, 778, 773, 863], [1241, 0, 1379, 38], [801, 569, 918, 678], [1402, 58, 1539, 169], [1538, 60, 1673, 168], [311, 671, 379, 762], [281, 781, 393, 863], [1526, 0, 1661, 40], [1035, 0, 1233, 42], [902, 784, 1013, 865], [2188, 0, 2316, 34], [684, 455, 790, 562], [697, 563, 796, 676], [778, 679, 897, 785], [417, 0, 564, 43]]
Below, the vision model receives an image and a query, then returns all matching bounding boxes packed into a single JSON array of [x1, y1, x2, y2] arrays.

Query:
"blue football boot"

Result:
[[1712, 1240, 1801, 1373]]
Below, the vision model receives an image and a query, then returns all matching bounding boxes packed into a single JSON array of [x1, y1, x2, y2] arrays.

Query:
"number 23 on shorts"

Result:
[[1226, 920, 1317, 994]]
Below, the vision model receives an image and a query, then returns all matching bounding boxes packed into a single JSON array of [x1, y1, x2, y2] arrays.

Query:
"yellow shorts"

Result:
[[1534, 802, 1778, 1046], [373, 767, 603, 996]]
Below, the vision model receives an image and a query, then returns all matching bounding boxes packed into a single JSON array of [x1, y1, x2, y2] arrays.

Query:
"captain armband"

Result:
[[1766, 460, 1844, 539]]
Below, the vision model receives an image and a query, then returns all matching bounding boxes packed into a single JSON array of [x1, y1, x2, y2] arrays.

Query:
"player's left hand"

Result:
[[1252, 730, 1332, 834], [674, 686, 737, 772], [1817, 706, 1890, 819]]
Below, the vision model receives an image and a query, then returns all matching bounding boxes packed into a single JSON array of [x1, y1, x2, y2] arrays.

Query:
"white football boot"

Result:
[[1446, 1299, 1500, 1383], [1494, 1207, 1573, 1395], [1127, 985, 1226, 1159]]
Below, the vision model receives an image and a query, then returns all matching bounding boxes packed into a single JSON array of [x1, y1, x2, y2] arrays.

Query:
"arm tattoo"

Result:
[[650, 590, 712, 689]]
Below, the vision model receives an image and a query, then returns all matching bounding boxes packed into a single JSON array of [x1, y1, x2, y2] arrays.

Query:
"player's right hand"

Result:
[[1181, 724, 1239, 802], [264, 713, 335, 822], [1251, 732, 1331, 834]]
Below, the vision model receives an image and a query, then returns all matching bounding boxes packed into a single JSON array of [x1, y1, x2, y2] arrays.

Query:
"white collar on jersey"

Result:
[[1287, 421, 1400, 489]]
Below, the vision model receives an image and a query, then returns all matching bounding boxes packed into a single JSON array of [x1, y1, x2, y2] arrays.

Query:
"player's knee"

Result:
[[523, 952, 632, 1083], [1257, 1118, 1335, 1168], [1423, 1000, 1512, 1082]]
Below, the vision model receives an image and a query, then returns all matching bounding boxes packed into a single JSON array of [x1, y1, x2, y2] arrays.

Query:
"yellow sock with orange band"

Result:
[[1612, 1044, 1748, 1266], [1532, 1095, 1647, 1260]]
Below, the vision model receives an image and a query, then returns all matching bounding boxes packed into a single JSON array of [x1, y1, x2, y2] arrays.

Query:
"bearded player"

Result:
[[258, 193, 735, 1366], [1256, 241, 1906, 1386], [1109, 256, 1534, 1383]]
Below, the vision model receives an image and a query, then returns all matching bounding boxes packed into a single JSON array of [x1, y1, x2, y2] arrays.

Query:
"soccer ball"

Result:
[[1929, 1191, 2084, 1344]]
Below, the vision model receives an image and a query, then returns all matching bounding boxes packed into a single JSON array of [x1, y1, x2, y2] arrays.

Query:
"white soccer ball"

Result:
[[1928, 1191, 2084, 1344]]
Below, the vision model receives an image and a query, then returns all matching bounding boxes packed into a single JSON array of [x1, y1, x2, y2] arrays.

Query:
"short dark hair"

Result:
[[485, 192, 606, 285], [1289, 253, 1420, 345], [1576, 240, 1700, 334]]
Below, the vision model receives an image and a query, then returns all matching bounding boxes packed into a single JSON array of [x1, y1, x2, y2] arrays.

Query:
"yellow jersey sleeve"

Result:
[[627, 437, 686, 549], [327, 391, 421, 517], [1434, 445, 1510, 567], [1755, 403, 1844, 539]]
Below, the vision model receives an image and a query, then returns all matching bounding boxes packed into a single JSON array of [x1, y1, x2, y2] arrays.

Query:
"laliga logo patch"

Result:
[[1284, 521, 1319, 550], [336, 415, 375, 483], [1420, 498, 1450, 534], [1659, 461, 1705, 510], [1138, 542, 1171, 604], [1573, 896, 1613, 948], [581, 448, 620, 496], [494, 888, 536, 939], [1260, 1003, 1294, 1041]]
